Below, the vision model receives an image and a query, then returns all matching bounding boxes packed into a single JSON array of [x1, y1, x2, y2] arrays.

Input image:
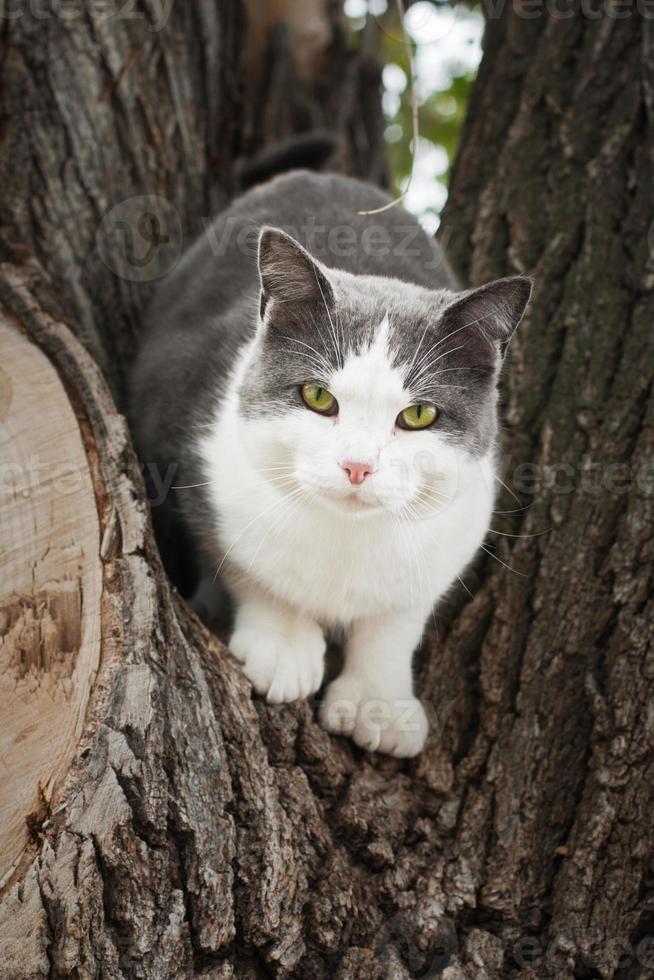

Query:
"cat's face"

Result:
[[237, 228, 532, 518]]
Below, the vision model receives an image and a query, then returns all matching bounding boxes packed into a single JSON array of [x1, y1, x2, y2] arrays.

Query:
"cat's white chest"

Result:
[[222, 500, 407, 621], [216, 475, 492, 625]]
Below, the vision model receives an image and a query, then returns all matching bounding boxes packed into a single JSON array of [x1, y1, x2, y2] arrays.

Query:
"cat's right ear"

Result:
[[257, 227, 333, 320]]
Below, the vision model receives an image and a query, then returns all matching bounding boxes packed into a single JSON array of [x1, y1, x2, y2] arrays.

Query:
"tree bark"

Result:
[[0, 3, 652, 980], [438, 9, 654, 978]]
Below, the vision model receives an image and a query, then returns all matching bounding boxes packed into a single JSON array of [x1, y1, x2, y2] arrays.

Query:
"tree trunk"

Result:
[[0, 4, 652, 980], [438, 9, 654, 978]]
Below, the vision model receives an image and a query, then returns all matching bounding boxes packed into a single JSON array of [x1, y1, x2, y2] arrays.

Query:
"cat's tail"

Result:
[[234, 130, 337, 190]]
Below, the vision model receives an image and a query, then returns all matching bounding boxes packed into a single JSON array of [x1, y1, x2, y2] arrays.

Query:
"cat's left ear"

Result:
[[441, 275, 533, 365], [257, 226, 333, 320]]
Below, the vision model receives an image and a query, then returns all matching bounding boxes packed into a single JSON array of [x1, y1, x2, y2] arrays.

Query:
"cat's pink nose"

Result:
[[341, 460, 374, 485]]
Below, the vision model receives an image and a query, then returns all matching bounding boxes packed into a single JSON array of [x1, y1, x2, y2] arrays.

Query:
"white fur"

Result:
[[198, 315, 496, 757]]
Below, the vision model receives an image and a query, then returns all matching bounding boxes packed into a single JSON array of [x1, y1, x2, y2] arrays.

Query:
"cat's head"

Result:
[[237, 227, 532, 518]]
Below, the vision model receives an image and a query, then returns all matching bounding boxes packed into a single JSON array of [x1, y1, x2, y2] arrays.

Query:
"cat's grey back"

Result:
[[145, 170, 457, 336]]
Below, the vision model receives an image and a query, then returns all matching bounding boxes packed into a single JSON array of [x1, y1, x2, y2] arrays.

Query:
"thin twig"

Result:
[[357, 0, 419, 216]]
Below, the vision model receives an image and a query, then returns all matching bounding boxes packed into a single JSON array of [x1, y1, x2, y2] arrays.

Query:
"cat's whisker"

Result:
[[409, 309, 503, 385], [413, 485, 453, 512], [413, 490, 448, 511], [492, 503, 532, 516], [414, 479, 448, 493], [417, 484, 450, 498], [406, 366, 490, 394], [312, 265, 342, 369], [171, 457, 296, 494], [244, 485, 314, 576], [212, 484, 308, 583], [229, 461, 296, 475], [173, 471, 296, 502], [406, 316, 485, 384], [292, 356, 330, 378], [281, 335, 333, 376], [455, 573, 475, 600], [493, 473, 522, 505], [412, 301, 508, 379], [404, 317, 434, 383], [259, 471, 297, 480], [395, 503, 429, 611], [400, 495, 474, 602], [409, 357, 467, 393], [412, 500, 447, 520], [429, 366, 484, 376], [488, 526, 551, 539], [413, 340, 467, 372], [412, 383, 467, 393], [399, 513, 419, 608], [408, 344, 467, 388], [405, 502, 474, 608], [390, 509, 417, 608], [214, 473, 297, 505], [250, 470, 297, 481], [281, 335, 330, 361], [480, 543, 527, 577], [172, 479, 215, 489]]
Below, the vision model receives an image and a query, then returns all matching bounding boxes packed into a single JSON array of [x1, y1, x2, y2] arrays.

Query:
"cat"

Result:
[[130, 169, 532, 757]]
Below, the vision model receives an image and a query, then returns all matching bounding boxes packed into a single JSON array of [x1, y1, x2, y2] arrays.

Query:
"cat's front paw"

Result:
[[319, 675, 428, 758], [230, 621, 325, 704]]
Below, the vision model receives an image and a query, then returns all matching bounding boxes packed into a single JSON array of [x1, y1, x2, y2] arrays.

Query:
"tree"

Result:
[[0, 2, 652, 978]]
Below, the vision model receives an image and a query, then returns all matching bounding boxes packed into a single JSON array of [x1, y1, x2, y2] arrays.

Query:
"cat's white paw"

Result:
[[319, 675, 428, 758], [230, 621, 325, 703]]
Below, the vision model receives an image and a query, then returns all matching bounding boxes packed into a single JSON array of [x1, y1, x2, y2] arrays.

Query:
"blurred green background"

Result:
[[345, 0, 483, 232]]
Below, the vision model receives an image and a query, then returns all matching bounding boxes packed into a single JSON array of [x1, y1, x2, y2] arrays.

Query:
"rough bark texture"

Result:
[[0, 3, 652, 980], [438, 11, 654, 978]]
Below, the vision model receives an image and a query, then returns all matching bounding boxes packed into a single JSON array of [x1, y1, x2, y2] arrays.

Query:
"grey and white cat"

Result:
[[131, 170, 531, 757]]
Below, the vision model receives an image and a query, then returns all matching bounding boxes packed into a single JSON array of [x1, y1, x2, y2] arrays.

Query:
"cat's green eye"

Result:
[[301, 383, 337, 415], [397, 402, 438, 430]]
